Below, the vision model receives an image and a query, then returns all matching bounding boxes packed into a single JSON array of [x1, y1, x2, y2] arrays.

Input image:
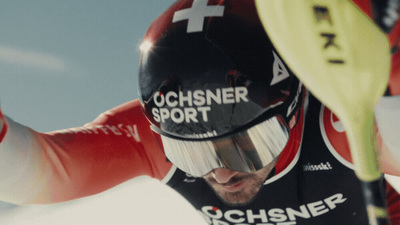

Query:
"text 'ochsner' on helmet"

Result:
[[151, 87, 249, 124]]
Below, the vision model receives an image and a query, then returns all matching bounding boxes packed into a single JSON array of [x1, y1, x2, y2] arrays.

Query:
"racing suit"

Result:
[[0, 92, 399, 224], [1, 3, 400, 220]]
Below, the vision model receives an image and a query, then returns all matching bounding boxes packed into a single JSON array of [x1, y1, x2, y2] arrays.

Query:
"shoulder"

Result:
[[103, 99, 144, 120], [88, 99, 148, 127], [310, 98, 354, 167], [352, 0, 400, 95], [88, 99, 174, 179], [389, 49, 400, 95]]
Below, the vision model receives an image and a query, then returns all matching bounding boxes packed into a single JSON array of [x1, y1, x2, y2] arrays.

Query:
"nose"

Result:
[[211, 168, 238, 184]]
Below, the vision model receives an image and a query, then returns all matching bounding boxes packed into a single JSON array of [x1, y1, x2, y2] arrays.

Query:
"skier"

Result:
[[0, 0, 399, 224]]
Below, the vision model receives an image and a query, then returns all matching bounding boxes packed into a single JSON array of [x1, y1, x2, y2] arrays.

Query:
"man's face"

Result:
[[203, 160, 276, 206]]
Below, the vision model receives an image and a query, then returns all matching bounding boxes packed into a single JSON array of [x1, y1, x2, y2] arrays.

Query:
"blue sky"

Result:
[[1, 0, 174, 132], [0, 1, 208, 224]]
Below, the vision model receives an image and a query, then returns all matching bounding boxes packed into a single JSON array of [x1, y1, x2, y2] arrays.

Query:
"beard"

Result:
[[203, 169, 268, 206]]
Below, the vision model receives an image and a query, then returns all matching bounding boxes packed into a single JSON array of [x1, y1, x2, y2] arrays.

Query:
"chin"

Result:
[[209, 184, 263, 206], [218, 191, 261, 207]]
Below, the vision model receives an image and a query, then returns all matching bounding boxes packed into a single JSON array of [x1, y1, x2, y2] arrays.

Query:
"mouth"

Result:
[[221, 180, 245, 192]]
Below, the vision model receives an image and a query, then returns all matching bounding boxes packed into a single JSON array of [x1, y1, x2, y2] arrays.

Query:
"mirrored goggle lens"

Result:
[[162, 115, 289, 177]]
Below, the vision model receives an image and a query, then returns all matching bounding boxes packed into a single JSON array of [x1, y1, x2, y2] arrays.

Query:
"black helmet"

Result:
[[139, 0, 305, 176]]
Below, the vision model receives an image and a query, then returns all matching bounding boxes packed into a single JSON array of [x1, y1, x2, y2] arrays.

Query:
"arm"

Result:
[[374, 47, 400, 176], [375, 96, 400, 175], [0, 99, 172, 205]]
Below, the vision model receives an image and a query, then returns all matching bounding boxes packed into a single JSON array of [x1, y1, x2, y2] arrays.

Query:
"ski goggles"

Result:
[[161, 115, 290, 177]]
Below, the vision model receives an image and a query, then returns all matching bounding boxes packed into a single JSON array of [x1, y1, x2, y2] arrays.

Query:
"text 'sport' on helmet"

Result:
[[139, 0, 305, 176]]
